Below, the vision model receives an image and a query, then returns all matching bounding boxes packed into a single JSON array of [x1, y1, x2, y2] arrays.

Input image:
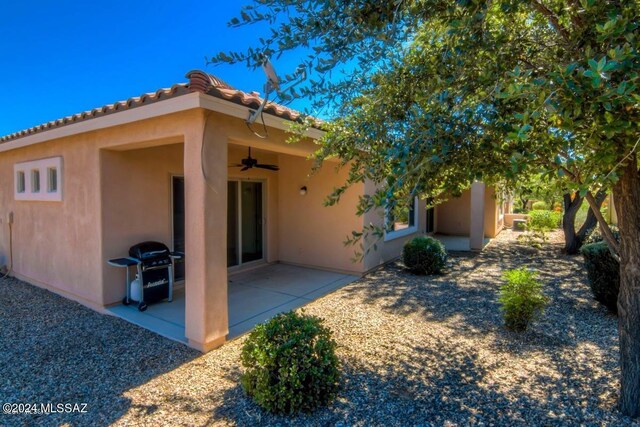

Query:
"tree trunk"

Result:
[[576, 189, 607, 242], [612, 155, 640, 417], [563, 192, 583, 254]]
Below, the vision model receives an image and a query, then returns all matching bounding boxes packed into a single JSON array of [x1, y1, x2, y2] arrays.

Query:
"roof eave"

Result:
[[0, 91, 323, 154]]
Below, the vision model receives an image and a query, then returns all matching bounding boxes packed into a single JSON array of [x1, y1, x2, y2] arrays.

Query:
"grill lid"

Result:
[[129, 241, 171, 261]]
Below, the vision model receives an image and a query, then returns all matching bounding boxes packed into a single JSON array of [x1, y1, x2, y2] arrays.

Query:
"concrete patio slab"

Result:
[[106, 264, 358, 346]]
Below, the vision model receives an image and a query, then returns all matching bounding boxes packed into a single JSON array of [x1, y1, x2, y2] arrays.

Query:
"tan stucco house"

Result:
[[0, 71, 505, 351]]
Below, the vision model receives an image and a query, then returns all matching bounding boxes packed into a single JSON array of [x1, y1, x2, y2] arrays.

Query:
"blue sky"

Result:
[[0, 1, 310, 136]]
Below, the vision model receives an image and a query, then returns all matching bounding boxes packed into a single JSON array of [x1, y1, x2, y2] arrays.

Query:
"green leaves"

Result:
[[499, 268, 548, 332], [216, 0, 639, 250], [241, 311, 340, 414]]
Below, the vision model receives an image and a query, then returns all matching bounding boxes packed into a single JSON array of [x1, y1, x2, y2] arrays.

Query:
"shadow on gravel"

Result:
[[209, 339, 620, 426], [210, 347, 495, 425], [0, 277, 199, 427], [340, 237, 617, 355]]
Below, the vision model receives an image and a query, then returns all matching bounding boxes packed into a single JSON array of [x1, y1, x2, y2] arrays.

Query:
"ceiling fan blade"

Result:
[[228, 164, 244, 167], [255, 164, 280, 171], [241, 166, 250, 171]]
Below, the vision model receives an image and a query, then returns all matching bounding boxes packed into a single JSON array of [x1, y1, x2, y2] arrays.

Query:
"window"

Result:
[[14, 157, 63, 201], [31, 169, 40, 193], [385, 197, 419, 241], [16, 171, 25, 193], [47, 167, 58, 193]]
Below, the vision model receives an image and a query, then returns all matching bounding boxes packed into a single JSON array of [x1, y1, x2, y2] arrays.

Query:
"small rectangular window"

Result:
[[388, 198, 416, 232], [31, 169, 40, 193], [47, 167, 58, 193], [14, 157, 63, 201], [16, 171, 25, 193]]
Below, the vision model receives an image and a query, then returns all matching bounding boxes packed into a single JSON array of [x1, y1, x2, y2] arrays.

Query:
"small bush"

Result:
[[531, 201, 548, 210], [580, 242, 620, 313], [513, 218, 527, 231], [402, 236, 447, 274], [499, 268, 547, 332], [584, 224, 620, 245], [240, 311, 340, 414], [528, 210, 561, 231]]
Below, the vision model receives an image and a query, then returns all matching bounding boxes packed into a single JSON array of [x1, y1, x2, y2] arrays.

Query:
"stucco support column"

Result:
[[469, 181, 486, 251], [184, 113, 228, 351]]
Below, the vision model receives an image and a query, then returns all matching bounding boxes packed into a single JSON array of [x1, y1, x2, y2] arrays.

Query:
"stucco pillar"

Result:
[[469, 181, 486, 251], [184, 113, 228, 351]]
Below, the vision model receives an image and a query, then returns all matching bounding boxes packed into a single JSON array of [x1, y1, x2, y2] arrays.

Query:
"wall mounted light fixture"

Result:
[[299, 186, 308, 196]]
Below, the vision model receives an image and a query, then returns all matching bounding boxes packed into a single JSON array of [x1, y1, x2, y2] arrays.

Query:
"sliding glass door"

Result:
[[227, 180, 264, 267], [172, 176, 185, 281]]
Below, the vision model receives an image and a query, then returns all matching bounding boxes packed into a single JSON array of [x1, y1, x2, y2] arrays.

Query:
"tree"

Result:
[[214, 0, 640, 416], [512, 172, 608, 254], [562, 189, 607, 254]]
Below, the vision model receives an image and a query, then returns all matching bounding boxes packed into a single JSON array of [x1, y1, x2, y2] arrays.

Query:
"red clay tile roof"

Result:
[[185, 70, 304, 123], [0, 70, 308, 144]]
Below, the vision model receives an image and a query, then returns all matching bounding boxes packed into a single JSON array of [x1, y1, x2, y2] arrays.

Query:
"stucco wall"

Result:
[[277, 154, 365, 274], [483, 186, 503, 238], [436, 190, 472, 236], [0, 135, 102, 306], [434, 186, 503, 238], [362, 180, 427, 272], [0, 109, 200, 308]]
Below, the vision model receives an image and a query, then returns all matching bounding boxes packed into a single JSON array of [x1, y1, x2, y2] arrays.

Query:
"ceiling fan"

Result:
[[229, 147, 279, 172]]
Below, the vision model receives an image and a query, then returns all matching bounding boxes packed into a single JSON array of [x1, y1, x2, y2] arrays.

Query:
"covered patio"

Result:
[[107, 264, 358, 344]]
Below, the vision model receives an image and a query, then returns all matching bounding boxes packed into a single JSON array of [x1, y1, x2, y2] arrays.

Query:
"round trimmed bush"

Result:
[[580, 241, 619, 313], [402, 236, 447, 274], [531, 201, 549, 210], [240, 311, 340, 414]]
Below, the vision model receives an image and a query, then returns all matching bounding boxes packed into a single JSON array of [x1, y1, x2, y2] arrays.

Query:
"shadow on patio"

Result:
[[106, 264, 358, 344]]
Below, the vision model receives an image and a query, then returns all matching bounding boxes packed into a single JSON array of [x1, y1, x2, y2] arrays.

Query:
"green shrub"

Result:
[[402, 236, 447, 274], [513, 218, 527, 231], [240, 311, 340, 414], [584, 224, 620, 245], [499, 268, 548, 332], [528, 210, 561, 231], [580, 242, 620, 313], [531, 201, 549, 210]]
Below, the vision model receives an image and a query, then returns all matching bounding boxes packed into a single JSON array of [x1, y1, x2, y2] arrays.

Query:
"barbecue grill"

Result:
[[107, 241, 184, 312]]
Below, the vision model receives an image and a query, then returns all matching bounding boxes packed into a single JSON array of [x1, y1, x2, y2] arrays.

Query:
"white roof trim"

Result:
[[197, 93, 324, 139]]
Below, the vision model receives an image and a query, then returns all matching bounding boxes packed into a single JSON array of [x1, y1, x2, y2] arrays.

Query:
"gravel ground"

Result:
[[1, 230, 637, 426]]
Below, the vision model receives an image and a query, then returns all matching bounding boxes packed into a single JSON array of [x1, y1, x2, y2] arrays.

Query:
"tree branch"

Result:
[[530, 0, 571, 43], [585, 190, 620, 260], [567, 0, 584, 29], [577, 189, 607, 237]]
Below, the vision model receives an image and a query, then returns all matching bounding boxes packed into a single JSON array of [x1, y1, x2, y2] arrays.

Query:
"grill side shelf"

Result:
[[107, 257, 140, 267]]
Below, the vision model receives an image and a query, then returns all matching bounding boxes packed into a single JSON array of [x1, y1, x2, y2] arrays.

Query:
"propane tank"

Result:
[[130, 274, 142, 302]]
